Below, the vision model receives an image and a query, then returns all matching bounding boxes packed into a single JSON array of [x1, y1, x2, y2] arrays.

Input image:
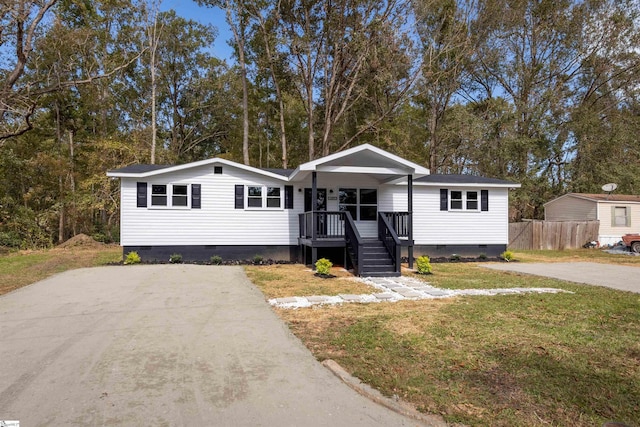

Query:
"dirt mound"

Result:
[[56, 233, 104, 249]]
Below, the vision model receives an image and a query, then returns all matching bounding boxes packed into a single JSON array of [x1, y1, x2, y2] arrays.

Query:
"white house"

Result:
[[107, 144, 520, 276], [544, 193, 640, 245]]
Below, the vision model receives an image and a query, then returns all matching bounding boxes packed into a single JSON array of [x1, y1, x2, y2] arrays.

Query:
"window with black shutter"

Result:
[[137, 182, 147, 207], [440, 189, 448, 211], [481, 190, 489, 211], [192, 184, 201, 209], [284, 185, 294, 209], [235, 185, 244, 209]]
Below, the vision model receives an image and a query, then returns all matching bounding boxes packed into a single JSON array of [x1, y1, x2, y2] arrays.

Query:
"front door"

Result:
[[304, 188, 327, 212]]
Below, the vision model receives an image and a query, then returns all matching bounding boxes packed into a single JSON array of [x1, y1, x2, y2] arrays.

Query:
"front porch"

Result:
[[298, 210, 413, 277], [287, 144, 429, 277]]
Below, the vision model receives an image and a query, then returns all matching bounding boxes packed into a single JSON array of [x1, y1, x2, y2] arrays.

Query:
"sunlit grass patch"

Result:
[[245, 263, 374, 298]]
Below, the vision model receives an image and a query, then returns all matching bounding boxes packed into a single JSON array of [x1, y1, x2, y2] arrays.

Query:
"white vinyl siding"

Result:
[[379, 185, 509, 245], [120, 165, 299, 246]]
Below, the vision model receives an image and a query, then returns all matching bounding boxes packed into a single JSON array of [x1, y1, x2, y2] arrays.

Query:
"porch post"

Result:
[[311, 171, 317, 241], [408, 174, 414, 269]]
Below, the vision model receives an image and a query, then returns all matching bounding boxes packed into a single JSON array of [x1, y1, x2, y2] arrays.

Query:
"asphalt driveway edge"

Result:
[[322, 359, 450, 427]]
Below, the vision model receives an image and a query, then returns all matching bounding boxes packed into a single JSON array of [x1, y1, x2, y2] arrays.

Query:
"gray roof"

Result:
[[262, 168, 294, 177], [415, 174, 518, 186], [108, 164, 172, 174]]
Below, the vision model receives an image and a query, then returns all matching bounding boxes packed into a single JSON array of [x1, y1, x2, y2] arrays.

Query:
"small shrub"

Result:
[[210, 255, 223, 265], [478, 253, 487, 260], [315, 258, 333, 275], [450, 253, 461, 261], [169, 253, 183, 263], [252, 254, 263, 264], [501, 250, 514, 262], [416, 255, 432, 274], [124, 251, 141, 265]]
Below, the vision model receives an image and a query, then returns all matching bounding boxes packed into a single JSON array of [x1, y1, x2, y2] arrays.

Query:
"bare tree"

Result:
[[0, 0, 58, 140]]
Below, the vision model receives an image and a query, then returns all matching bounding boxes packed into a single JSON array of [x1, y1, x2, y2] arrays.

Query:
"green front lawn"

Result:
[[0, 246, 122, 296], [252, 255, 640, 426]]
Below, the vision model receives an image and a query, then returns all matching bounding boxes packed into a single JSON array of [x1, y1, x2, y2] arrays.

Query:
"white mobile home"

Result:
[[107, 144, 519, 276]]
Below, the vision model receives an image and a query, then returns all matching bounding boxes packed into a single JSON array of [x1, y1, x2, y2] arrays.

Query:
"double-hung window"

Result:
[[466, 191, 478, 210], [247, 186, 263, 208], [151, 185, 168, 206], [138, 182, 200, 209], [450, 191, 463, 210], [266, 187, 281, 208], [150, 184, 190, 208], [612, 206, 631, 227], [246, 185, 283, 209], [172, 185, 188, 206], [450, 191, 479, 211], [441, 189, 487, 211]]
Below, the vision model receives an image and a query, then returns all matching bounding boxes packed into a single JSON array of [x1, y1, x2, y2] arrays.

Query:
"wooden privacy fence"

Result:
[[508, 220, 600, 250]]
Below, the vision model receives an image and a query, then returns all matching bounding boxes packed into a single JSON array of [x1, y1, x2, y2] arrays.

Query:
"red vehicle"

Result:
[[622, 234, 640, 253]]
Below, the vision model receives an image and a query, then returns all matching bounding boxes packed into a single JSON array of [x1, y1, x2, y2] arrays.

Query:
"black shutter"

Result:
[[284, 185, 294, 209], [481, 190, 489, 211], [440, 189, 448, 211], [235, 185, 244, 209], [192, 184, 201, 209], [137, 182, 147, 207]]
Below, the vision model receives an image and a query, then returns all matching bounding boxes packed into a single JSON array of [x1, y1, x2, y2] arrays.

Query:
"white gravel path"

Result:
[[269, 275, 570, 309]]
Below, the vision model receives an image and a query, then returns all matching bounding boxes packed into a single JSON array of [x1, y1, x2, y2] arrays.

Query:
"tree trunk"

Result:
[[150, 24, 158, 164], [225, 1, 250, 165], [68, 130, 77, 236], [428, 103, 438, 171]]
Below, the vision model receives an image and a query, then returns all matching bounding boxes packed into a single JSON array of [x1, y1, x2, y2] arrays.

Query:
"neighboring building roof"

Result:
[[414, 174, 520, 187], [572, 193, 640, 202], [545, 193, 640, 206]]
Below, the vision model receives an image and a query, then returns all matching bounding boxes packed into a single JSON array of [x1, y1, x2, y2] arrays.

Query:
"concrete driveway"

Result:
[[483, 262, 640, 293], [0, 265, 424, 426]]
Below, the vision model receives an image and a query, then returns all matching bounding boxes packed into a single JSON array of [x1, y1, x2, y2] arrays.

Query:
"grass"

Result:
[[249, 255, 640, 427], [245, 264, 374, 298], [512, 248, 640, 265], [0, 245, 122, 296]]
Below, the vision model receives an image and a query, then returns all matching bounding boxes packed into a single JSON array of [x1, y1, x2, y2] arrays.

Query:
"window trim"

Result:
[[612, 206, 631, 227], [339, 188, 378, 221], [148, 183, 192, 209], [445, 189, 483, 212], [245, 185, 284, 210]]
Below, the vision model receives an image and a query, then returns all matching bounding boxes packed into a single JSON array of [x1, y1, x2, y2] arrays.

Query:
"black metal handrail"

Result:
[[381, 211, 410, 238], [378, 212, 402, 274], [344, 211, 363, 276]]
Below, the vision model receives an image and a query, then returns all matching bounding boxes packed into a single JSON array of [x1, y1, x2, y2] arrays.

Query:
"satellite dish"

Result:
[[602, 183, 618, 192]]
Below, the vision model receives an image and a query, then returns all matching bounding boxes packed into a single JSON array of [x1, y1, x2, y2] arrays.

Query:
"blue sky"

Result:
[[161, 0, 234, 61]]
